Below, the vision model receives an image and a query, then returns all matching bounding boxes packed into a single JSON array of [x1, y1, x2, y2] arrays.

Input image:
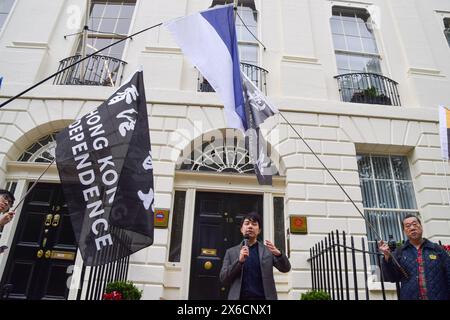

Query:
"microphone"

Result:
[[243, 234, 250, 247]]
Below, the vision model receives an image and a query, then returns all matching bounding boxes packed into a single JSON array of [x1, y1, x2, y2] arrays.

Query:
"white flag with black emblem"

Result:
[[241, 71, 278, 127], [242, 71, 278, 185]]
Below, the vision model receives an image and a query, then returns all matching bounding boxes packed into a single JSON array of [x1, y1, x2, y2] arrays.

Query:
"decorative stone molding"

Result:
[[281, 55, 320, 65]]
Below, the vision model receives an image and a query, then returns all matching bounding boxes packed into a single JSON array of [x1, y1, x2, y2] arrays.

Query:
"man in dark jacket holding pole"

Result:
[[379, 214, 450, 300], [219, 212, 291, 300]]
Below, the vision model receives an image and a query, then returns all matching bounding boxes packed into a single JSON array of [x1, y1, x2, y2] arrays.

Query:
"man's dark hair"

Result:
[[0, 189, 15, 204], [402, 214, 421, 226], [240, 212, 262, 229]]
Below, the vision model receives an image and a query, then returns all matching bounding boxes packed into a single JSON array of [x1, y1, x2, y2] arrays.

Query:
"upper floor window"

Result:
[[200, 1, 267, 92], [53, 0, 135, 86], [444, 18, 450, 47], [331, 7, 401, 106], [78, 0, 136, 60], [212, 0, 258, 65], [330, 6, 381, 75], [0, 0, 14, 31]]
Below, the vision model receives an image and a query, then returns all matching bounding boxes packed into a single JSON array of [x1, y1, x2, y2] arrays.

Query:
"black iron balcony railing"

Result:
[[53, 55, 127, 86], [198, 62, 269, 94], [334, 73, 401, 106]]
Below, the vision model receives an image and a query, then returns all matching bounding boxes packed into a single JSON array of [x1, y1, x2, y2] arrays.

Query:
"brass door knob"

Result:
[[36, 249, 44, 258], [203, 261, 213, 270], [44, 250, 51, 259], [44, 214, 53, 227], [52, 214, 60, 227]]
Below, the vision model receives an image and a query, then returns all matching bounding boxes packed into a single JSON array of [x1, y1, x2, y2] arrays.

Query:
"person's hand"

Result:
[[239, 245, 249, 264], [378, 240, 391, 261], [0, 211, 14, 227], [264, 240, 281, 257]]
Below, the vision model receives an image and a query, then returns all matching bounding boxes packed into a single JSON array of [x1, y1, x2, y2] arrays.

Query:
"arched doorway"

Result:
[[0, 133, 78, 300], [172, 129, 285, 299], [189, 191, 263, 299]]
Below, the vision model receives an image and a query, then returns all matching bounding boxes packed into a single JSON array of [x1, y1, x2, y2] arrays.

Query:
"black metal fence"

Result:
[[76, 228, 132, 300], [308, 230, 400, 300], [198, 62, 268, 94], [76, 254, 130, 300], [0, 256, 130, 300], [53, 54, 127, 87], [334, 73, 401, 106]]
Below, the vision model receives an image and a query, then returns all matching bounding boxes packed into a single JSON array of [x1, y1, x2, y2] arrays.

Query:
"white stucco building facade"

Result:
[[0, 0, 449, 300]]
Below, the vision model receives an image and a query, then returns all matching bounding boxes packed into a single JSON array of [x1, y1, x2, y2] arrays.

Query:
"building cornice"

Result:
[[0, 85, 438, 123]]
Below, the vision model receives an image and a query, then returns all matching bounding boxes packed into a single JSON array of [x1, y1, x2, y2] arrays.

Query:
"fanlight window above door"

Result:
[[177, 133, 278, 175], [18, 133, 57, 163]]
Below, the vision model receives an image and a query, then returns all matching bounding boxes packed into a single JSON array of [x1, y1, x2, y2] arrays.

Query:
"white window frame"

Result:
[[436, 11, 450, 50], [359, 154, 420, 230], [234, 3, 259, 66], [358, 154, 420, 276], [199, 0, 261, 92], [77, 0, 137, 60], [330, 5, 383, 75]]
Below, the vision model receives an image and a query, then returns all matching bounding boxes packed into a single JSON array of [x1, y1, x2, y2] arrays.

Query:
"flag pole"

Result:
[[11, 158, 55, 211], [277, 112, 381, 238], [277, 111, 408, 277], [80, 0, 91, 84], [0, 22, 163, 109]]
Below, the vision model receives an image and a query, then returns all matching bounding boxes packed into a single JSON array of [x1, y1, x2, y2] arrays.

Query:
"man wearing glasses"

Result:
[[378, 214, 450, 300], [0, 189, 15, 228]]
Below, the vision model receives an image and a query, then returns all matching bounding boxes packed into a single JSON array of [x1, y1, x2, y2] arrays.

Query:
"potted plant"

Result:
[[103, 281, 142, 300], [350, 86, 392, 105], [300, 290, 331, 300], [363, 86, 378, 98]]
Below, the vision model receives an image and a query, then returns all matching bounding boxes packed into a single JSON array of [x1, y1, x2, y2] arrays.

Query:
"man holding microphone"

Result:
[[220, 212, 291, 300]]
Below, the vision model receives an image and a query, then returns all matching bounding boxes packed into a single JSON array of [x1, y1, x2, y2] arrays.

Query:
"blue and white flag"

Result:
[[164, 4, 247, 131]]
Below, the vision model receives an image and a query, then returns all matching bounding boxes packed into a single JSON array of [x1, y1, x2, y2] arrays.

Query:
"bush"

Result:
[[300, 290, 331, 300], [363, 86, 378, 98], [104, 281, 142, 300]]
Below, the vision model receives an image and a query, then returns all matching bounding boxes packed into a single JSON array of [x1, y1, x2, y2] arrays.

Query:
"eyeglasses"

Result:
[[0, 196, 13, 210], [404, 222, 420, 230]]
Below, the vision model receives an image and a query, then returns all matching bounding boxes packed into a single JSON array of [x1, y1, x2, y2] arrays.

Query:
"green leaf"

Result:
[[300, 290, 331, 300], [105, 281, 142, 300]]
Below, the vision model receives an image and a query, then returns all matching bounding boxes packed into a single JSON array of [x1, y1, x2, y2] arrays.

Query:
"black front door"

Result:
[[188, 192, 263, 300], [1, 183, 78, 300]]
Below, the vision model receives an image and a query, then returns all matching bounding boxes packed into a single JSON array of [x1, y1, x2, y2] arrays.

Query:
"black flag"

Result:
[[55, 70, 154, 266], [241, 71, 278, 185]]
